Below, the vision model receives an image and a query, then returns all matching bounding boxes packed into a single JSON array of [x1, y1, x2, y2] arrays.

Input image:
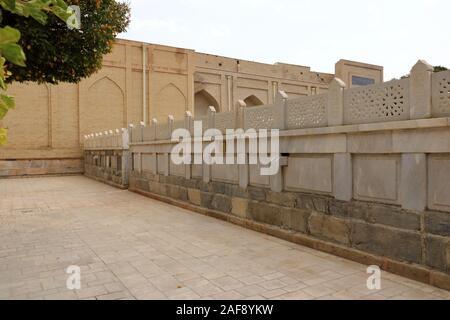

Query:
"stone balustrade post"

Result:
[[333, 153, 352, 201], [400, 153, 427, 211], [236, 100, 246, 129], [202, 106, 217, 183], [327, 78, 346, 126], [128, 124, 134, 143], [122, 128, 129, 149], [269, 156, 288, 192], [184, 111, 193, 179], [167, 115, 174, 140], [275, 90, 288, 130], [139, 121, 145, 142], [238, 154, 249, 189], [410, 60, 433, 119], [236, 100, 248, 188], [151, 118, 158, 141], [207, 106, 216, 130]]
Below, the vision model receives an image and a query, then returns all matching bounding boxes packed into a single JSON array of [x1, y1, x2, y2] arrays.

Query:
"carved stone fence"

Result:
[[83, 128, 130, 188], [83, 61, 450, 291], [124, 61, 449, 143]]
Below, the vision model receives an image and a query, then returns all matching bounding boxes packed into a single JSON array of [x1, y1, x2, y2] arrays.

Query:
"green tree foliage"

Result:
[[0, 0, 130, 145], [3, 0, 130, 84], [1, 0, 72, 144], [434, 66, 448, 73]]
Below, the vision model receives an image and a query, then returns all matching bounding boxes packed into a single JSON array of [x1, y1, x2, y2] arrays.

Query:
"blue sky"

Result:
[[120, 0, 449, 80]]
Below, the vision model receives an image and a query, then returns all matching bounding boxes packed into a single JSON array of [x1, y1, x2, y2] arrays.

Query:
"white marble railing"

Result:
[[84, 60, 450, 146], [83, 128, 129, 150]]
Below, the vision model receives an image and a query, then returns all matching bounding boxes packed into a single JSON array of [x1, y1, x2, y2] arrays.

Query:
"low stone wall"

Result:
[[84, 150, 130, 188], [0, 158, 83, 177], [129, 171, 450, 291]]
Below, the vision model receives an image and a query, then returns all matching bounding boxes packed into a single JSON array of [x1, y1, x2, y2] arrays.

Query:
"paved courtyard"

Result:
[[0, 176, 449, 300]]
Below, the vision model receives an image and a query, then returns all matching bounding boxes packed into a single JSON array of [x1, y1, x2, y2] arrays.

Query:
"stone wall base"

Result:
[[83, 150, 129, 188], [128, 172, 450, 292], [0, 158, 83, 178]]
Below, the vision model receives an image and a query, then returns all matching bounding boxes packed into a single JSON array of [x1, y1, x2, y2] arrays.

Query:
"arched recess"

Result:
[[194, 89, 219, 117], [86, 76, 124, 135], [244, 95, 264, 107], [154, 83, 186, 121]]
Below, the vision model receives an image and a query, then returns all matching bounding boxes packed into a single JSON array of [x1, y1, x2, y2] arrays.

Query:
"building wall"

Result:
[[0, 38, 382, 177], [335, 59, 383, 88]]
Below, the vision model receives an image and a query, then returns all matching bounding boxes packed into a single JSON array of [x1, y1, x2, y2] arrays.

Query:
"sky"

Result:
[[120, 0, 449, 80]]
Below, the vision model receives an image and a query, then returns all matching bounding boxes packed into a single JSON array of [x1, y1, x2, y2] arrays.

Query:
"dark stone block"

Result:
[[182, 178, 199, 189], [295, 194, 315, 211], [312, 196, 330, 214], [349, 201, 370, 221], [211, 194, 232, 213], [266, 191, 296, 208], [232, 186, 249, 199], [198, 181, 211, 193], [280, 207, 310, 233], [136, 178, 149, 192], [166, 184, 188, 201], [425, 235, 450, 272], [424, 211, 450, 237], [149, 181, 165, 196], [200, 192, 214, 208], [247, 186, 266, 201], [247, 201, 281, 226], [309, 212, 350, 245], [368, 204, 421, 231], [328, 200, 350, 218], [351, 221, 422, 264], [210, 181, 237, 197]]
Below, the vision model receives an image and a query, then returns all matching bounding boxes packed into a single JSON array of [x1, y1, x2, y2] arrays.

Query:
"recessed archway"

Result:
[[194, 89, 219, 117], [244, 95, 264, 107]]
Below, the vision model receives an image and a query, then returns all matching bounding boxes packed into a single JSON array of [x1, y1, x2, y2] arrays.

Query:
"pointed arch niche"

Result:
[[154, 83, 186, 121], [86, 76, 124, 135], [194, 89, 219, 117], [244, 95, 264, 107]]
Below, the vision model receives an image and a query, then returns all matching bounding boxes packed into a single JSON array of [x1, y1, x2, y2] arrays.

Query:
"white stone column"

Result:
[[400, 153, 427, 211], [236, 100, 246, 129], [163, 153, 170, 176], [410, 60, 433, 119], [167, 115, 174, 140], [269, 156, 287, 192], [139, 121, 145, 142], [185, 111, 193, 180], [151, 118, 158, 141], [275, 90, 288, 130], [333, 153, 352, 201], [327, 78, 346, 126], [202, 107, 216, 183], [238, 154, 249, 189], [137, 153, 142, 173], [151, 153, 157, 174], [207, 106, 216, 130]]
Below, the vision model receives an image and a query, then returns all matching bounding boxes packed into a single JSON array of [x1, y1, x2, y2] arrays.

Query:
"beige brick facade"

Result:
[[0, 38, 382, 176]]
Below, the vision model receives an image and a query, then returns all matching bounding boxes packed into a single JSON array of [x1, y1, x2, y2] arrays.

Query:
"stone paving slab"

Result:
[[0, 176, 449, 300]]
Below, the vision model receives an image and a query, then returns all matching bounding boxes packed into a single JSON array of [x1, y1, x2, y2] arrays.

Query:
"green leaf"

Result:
[[0, 0, 16, 11], [0, 43, 26, 66], [0, 93, 15, 119], [0, 56, 6, 90], [0, 26, 21, 44], [0, 128, 7, 145]]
